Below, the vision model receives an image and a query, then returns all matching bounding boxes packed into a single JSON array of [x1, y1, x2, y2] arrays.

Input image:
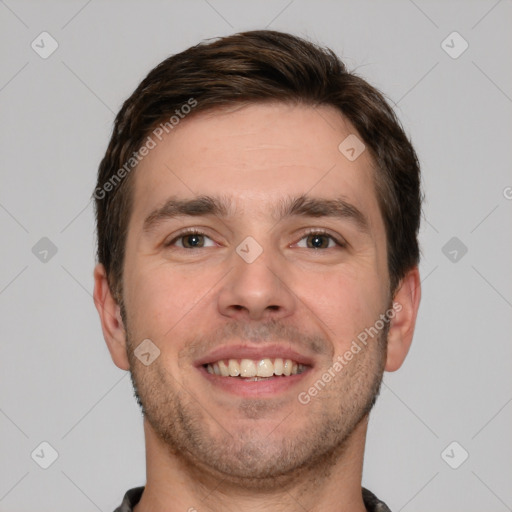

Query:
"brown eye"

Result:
[[295, 232, 343, 250], [306, 234, 332, 249], [165, 231, 216, 249], [181, 234, 205, 248]]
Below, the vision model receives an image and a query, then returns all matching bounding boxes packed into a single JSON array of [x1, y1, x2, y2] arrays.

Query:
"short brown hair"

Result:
[[94, 30, 421, 302]]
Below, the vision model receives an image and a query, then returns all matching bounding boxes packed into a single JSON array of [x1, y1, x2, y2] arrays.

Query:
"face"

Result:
[[117, 103, 394, 483]]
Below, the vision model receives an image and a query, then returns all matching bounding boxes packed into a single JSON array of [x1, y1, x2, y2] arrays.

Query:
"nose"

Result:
[[216, 242, 297, 322]]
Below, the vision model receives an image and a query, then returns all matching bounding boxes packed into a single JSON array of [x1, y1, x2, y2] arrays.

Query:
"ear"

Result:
[[385, 266, 421, 372], [93, 263, 130, 371]]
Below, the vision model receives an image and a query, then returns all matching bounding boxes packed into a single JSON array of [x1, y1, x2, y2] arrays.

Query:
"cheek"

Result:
[[300, 265, 386, 348], [123, 260, 204, 343]]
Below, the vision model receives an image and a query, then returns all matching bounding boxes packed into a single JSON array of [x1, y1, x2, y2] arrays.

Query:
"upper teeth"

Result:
[[205, 358, 305, 378]]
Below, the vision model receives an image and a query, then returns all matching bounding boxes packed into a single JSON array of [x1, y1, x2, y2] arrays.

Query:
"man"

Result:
[[93, 30, 422, 512]]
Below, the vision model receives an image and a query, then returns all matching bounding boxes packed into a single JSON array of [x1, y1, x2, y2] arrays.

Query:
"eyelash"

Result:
[[164, 228, 346, 249]]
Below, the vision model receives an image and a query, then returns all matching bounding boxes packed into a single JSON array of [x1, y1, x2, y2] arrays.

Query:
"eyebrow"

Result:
[[142, 194, 370, 234]]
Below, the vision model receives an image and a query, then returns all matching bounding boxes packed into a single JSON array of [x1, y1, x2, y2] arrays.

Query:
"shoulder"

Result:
[[112, 486, 145, 512], [362, 487, 392, 512]]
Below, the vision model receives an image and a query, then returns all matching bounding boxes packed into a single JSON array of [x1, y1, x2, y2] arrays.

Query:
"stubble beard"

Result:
[[123, 307, 388, 490]]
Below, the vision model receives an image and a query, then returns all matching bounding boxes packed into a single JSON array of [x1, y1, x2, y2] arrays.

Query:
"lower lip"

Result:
[[198, 366, 310, 397]]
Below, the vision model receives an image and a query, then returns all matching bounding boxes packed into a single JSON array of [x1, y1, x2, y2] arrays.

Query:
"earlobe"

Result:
[[385, 267, 421, 372], [93, 263, 130, 371]]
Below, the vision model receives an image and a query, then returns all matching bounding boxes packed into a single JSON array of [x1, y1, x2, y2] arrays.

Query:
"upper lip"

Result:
[[194, 344, 315, 368]]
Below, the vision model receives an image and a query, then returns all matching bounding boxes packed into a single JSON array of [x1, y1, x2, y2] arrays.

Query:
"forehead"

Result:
[[130, 102, 381, 229]]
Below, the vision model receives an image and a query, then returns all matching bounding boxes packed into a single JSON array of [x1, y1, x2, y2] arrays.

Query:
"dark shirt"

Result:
[[113, 486, 392, 511]]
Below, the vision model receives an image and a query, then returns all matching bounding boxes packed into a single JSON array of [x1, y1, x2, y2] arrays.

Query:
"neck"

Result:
[[133, 416, 369, 512]]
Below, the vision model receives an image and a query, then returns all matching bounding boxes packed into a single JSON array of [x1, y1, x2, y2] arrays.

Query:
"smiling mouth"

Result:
[[203, 357, 308, 380]]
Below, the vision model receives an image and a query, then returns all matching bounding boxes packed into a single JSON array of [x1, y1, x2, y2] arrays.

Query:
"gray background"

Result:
[[1, 0, 511, 511]]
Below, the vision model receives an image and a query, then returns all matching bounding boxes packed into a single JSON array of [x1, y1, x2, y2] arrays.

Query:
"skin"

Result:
[[94, 103, 421, 512]]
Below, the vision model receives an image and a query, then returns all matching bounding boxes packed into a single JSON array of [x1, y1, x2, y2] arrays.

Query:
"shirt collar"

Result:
[[113, 486, 392, 512]]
